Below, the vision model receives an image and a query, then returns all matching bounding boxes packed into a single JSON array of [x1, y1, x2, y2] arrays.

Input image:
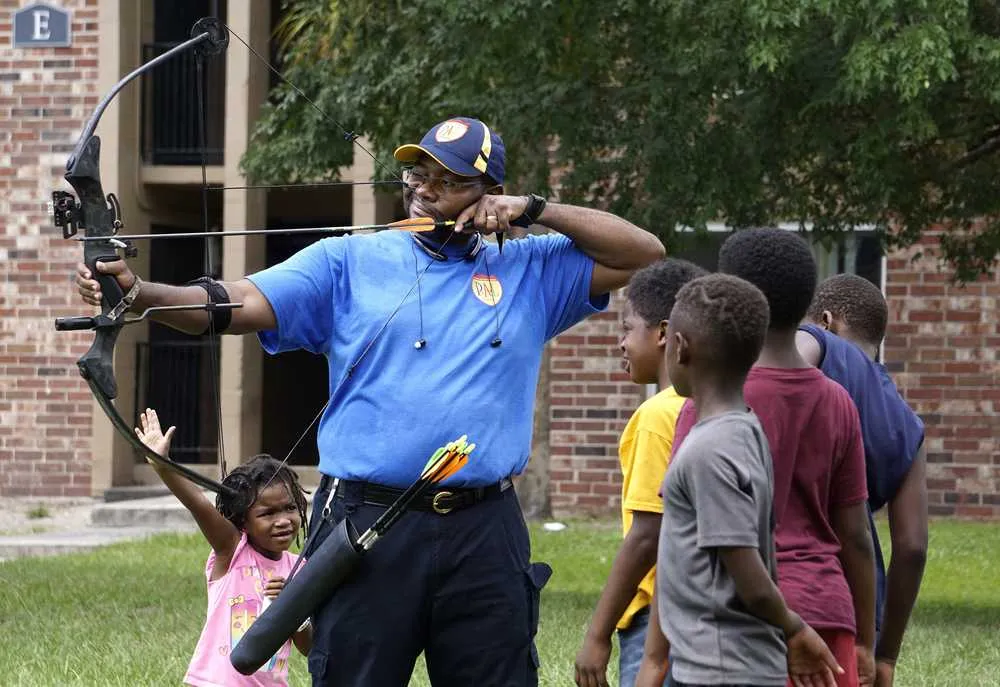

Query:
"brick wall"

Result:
[[884, 232, 1000, 518], [0, 0, 99, 496], [549, 292, 642, 515]]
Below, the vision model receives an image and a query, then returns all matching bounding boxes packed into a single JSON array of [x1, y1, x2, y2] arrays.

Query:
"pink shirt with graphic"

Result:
[[184, 532, 298, 687]]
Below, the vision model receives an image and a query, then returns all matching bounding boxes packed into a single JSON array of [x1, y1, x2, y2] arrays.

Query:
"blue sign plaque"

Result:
[[12, 3, 72, 48]]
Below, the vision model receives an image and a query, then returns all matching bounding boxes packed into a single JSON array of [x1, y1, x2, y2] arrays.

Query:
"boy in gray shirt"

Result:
[[635, 274, 842, 687]]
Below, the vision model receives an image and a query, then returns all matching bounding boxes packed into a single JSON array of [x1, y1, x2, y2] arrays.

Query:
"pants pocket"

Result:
[[525, 562, 552, 669], [307, 649, 329, 684]]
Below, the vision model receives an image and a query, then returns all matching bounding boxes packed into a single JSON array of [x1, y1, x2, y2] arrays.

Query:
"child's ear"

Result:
[[820, 310, 835, 331], [675, 332, 691, 365], [657, 319, 669, 347]]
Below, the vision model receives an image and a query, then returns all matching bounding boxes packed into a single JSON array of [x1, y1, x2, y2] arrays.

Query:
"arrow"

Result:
[[74, 217, 454, 242]]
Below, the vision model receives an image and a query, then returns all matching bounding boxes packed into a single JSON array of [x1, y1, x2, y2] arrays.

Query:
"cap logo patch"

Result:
[[471, 274, 502, 306], [435, 120, 469, 143]]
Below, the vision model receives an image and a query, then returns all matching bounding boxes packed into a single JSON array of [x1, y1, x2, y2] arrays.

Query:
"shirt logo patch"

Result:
[[435, 120, 469, 143], [471, 274, 502, 306]]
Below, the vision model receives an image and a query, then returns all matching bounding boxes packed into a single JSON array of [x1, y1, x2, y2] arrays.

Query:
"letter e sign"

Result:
[[13, 3, 72, 48]]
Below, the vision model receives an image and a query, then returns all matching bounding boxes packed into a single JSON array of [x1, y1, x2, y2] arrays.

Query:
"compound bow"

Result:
[[53, 18, 238, 496], [52, 17, 462, 497]]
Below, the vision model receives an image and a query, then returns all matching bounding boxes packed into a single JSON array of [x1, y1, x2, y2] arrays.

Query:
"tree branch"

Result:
[[951, 131, 1000, 170]]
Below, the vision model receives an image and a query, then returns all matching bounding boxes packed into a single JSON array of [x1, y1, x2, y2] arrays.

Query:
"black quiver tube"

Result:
[[230, 517, 362, 675]]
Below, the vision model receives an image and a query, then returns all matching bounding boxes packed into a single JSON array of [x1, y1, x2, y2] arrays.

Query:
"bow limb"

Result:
[[88, 377, 238, 496]]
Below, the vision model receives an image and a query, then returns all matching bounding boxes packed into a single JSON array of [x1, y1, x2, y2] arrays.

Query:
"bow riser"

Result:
[[79, 323, 121, 401], [65, 135, 126, 400]]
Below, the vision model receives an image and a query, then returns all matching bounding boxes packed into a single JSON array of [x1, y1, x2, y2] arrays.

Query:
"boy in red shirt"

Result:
[[672, 229, 876, 687]]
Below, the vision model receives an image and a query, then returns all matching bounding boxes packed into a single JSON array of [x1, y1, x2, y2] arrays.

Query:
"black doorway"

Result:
[[260, 222, 350, 466], [135, 225, 220, 465]]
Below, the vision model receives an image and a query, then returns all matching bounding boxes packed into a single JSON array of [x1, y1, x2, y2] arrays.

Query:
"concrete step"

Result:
[[0, 491, 318, 563], [90, 493, 316, 528], [0, 526, 193, 561], [90, 495, 196, 528], [102, 485, 172, 502]]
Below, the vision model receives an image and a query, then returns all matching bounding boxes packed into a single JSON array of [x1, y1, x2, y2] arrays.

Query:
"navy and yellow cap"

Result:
[[393, 117, 505, 184]]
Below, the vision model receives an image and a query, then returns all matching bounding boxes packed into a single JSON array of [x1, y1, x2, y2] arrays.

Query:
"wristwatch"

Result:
[[511, 193, 547, 228]]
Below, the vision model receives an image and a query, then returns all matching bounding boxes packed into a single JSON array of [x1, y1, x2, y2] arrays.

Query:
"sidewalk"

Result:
[[0, 494, 197, 562]]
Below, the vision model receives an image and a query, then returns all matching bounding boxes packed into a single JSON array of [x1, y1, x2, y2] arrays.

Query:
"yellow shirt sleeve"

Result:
[[621, 427, 672, 514], [620, 388, 684, 515]]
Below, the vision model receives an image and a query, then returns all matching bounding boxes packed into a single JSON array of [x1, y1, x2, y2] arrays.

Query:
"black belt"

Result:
[[322, 476, 513, 515]]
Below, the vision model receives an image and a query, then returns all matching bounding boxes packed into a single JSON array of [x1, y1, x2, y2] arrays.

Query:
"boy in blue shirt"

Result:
[[798, 274, 928, 687]]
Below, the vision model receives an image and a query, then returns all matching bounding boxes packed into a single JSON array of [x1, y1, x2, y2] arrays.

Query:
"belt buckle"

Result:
[[432, 491, 455, 515]]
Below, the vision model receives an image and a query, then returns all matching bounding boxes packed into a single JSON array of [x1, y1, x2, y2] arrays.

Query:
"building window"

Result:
[[671, 224, 883, 289], [141, 0, 227, 165]]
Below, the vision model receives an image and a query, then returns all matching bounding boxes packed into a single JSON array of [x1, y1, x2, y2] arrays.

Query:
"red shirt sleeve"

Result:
[[671, 398, 697, 459], [830, 387, 868, 507]]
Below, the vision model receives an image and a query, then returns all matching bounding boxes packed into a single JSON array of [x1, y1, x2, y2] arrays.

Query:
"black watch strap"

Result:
[[510, 193, 547, 228]]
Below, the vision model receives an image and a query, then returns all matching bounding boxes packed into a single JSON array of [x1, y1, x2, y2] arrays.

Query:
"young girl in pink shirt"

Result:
[[135, 408, 312, 686]]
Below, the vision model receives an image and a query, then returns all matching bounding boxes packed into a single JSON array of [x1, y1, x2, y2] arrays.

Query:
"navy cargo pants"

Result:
[[305, 476, 552, 687]]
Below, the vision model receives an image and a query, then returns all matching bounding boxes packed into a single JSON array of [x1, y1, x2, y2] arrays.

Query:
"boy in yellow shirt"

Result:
[[575, 258, 706, 687]]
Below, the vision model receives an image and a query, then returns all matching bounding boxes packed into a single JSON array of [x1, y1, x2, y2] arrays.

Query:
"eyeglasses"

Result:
[[401, 168, 485, 194]]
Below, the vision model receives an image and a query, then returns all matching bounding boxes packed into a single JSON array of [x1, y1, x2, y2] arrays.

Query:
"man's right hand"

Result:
[[76, 260, 136, 307], [76, 260, 277, 335]]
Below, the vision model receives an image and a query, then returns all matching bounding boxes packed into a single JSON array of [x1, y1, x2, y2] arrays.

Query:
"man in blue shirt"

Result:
[[76, 116, 665, 686], [797, 274, 928, 687]]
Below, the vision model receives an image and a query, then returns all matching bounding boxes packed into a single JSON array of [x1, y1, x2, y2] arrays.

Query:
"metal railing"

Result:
[[134, 340, 220, 464], [140, 42, 225, 165]]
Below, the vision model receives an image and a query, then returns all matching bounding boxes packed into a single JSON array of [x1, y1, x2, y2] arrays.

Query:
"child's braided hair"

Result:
[[215, 455, 309, 539]]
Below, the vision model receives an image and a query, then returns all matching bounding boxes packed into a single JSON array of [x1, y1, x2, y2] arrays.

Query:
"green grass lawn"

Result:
[[1, 518, 998, 686]]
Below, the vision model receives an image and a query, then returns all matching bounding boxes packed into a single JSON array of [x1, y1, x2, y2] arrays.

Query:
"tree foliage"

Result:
[[242, 0, 1000, 280]]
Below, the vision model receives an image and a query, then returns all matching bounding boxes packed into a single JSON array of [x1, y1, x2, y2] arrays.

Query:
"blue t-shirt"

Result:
[[799, 324, 925, 511], [799, 324, 925, 632], [248, 230, 608, 488]]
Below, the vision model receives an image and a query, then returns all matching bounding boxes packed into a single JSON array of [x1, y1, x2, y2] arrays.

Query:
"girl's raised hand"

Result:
[[134, 408, 176, 459]]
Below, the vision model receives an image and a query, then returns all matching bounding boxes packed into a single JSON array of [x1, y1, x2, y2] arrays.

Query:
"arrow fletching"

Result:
[[420, 435, 468, 481], [425, 450, 461, 484], [423, 449, 459, 484], [421, 446, 447, 474], [387, 217, 455, 233], [433, 452, 470, 483], [430, 441, 474, 483], [358, 435, 477, 550], [420, 449, 452, 481]]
